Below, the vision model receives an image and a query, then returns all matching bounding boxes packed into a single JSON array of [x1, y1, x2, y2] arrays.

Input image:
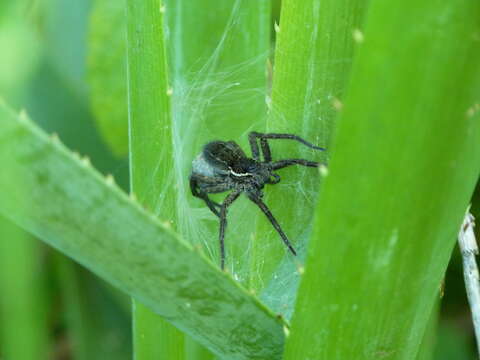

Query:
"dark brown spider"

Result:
[[190, 132, 325, 270]]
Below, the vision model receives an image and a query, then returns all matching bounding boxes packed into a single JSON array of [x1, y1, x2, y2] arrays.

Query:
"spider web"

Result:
[[145, 0, 327, 323]]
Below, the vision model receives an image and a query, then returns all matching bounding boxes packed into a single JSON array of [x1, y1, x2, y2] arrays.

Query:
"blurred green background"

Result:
[[0, 0, 478, 359]]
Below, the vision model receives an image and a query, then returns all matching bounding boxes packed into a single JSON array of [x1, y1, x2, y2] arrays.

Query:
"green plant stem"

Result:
[[255, 0, 367, 302], [125, 0, 185, 359], [53, 253, 131, 360], [54, 254, 91, 360], [0, 218, 49, 360], [284, 0, 480, 358]]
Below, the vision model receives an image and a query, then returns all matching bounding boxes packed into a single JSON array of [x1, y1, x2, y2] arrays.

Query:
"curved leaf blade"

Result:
[[284, 0, 480, 358], [0, 103, 285, 360]]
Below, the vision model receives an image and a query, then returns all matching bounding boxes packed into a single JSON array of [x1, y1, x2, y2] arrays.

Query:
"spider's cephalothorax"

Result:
[[190, 132, 326, 270]]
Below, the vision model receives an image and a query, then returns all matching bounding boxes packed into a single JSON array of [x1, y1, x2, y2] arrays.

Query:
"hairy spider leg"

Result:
[[248, 132, 261, 161], [219, 190, 242, 270], [190, 176, 223, 217], [272, 159, 320, 170], [248, 131, 326, 163], [248, 131, 270, 161], [247, 193, 297, 257], [259, 137, 270, 162]]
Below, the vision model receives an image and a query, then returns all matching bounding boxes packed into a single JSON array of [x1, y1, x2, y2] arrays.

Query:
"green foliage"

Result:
[[0, 218, 49, 360], [0, 104, 285, 359], [0, 0, 479, 359], [0, 2, 40, 104], [284, 0, 480, 358], [53, 254, 131, 360], [125, 0, 186, 358], [254, 0, 367, 301]]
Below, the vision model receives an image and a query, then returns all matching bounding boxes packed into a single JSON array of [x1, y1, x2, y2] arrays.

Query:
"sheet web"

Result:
[[147, 0, 327, 321]]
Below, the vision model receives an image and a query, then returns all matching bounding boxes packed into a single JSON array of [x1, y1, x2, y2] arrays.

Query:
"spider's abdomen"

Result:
[[191, 140, 275, 195], [191, 151, 228, 178], [192, 140, 250, 177]]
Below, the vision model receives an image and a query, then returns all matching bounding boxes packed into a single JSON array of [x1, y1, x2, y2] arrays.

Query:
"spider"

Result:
[[189, 132, 326, 270]]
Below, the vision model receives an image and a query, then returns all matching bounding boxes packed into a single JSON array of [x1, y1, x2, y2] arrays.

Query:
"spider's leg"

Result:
[[247, 193, 297, 256], [248, 132, 261, 161], [203, 196, 221, 217], [260, 137, 271, 162], [272, 158, 321, 170], [190, 176, 222, 217], [248, 131, 272, 162], [249, 132, 326, 162], [219, 190, 242, 270]]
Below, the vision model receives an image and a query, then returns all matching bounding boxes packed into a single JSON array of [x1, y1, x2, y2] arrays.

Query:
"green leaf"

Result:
[[0, 103, 285, 360], [0, 100, 49, 359], [53, 253, 131, 360], [284, 0, 480, 359], [125, 0, 184, 357], [257, 0, 367, 306], [87, 0, 128, 157], [0, 218, 49, 360]]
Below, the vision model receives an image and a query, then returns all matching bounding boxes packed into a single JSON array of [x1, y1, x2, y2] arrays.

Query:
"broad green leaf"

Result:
[[125, 0, 184, 358], [0, 103, 285, 360], [87, 0, 128, 157], [284, 0, 480, 359], [258, 0, 368, 309]]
